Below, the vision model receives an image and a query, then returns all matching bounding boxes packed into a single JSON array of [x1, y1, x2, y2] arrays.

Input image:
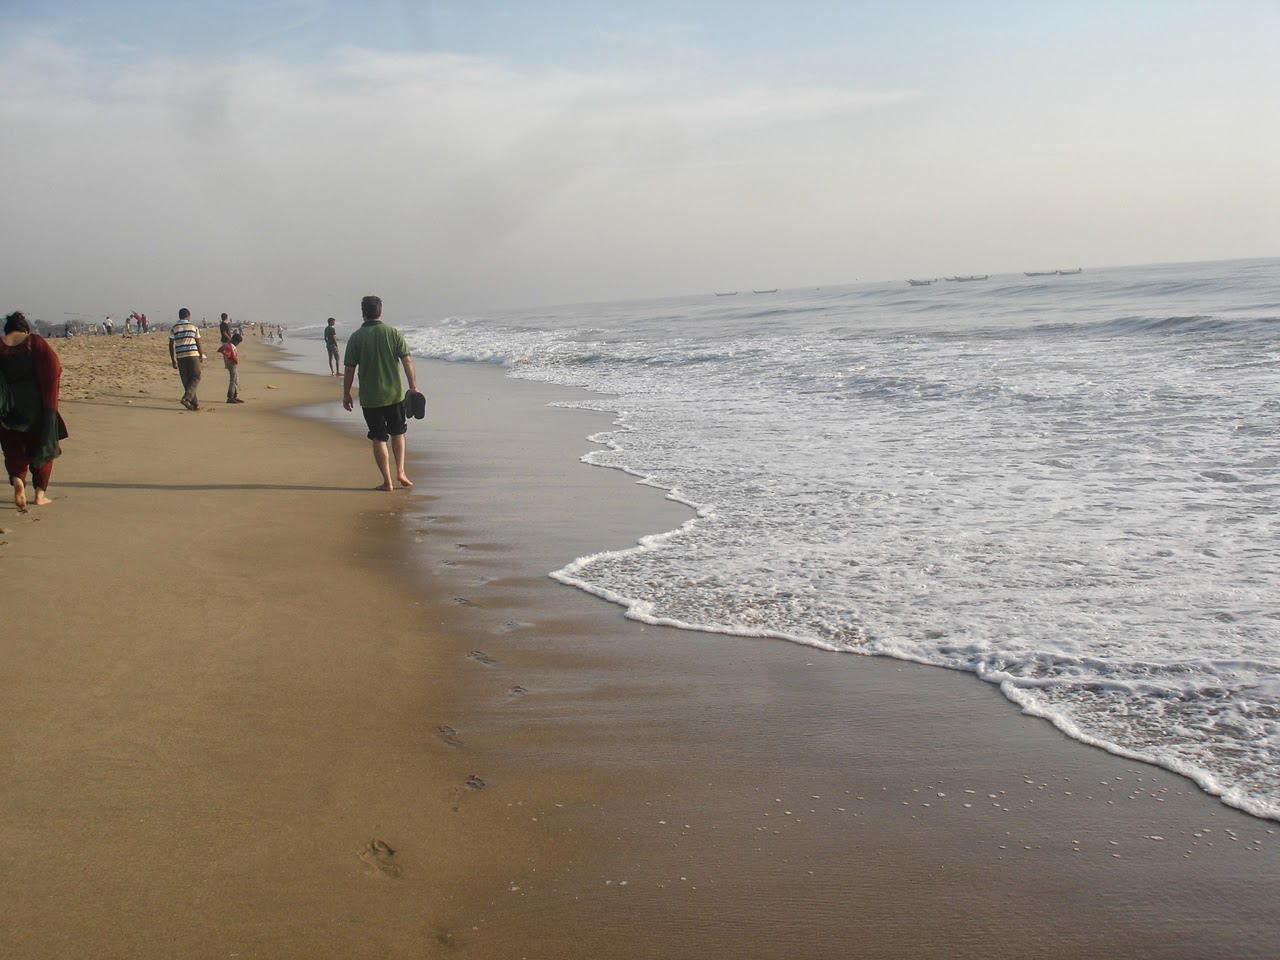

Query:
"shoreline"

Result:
[[296, 344, 1280, 956], [3, 333, 1278, 958]]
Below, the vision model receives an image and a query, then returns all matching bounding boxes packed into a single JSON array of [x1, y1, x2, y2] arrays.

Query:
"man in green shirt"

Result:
[[342, 295, 419, 491]]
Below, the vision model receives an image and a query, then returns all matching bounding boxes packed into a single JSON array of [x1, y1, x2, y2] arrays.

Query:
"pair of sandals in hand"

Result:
[[401, 390, 427, 421]]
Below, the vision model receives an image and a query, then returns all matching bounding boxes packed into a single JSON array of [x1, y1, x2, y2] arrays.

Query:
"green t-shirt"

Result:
[[343, 321, 410, 409]]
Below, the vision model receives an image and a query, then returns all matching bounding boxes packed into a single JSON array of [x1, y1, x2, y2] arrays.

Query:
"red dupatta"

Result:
[[28, 335, 62, 411]]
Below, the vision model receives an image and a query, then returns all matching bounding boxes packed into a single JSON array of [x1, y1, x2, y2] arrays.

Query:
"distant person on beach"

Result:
[[342, 295, 418, 491], [324, 318, 340, 376], [169, 308, 205, 411], [0, 311, 67, 511], [219, 313, 232, 344], [218, 333, 244, 404]]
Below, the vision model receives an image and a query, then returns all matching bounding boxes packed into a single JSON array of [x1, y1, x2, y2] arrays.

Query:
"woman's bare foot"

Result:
[[12, 477, 27, 513], [396, 474, 413, 488], [373, 482, 393, 491], [33, 489, 52, 506]]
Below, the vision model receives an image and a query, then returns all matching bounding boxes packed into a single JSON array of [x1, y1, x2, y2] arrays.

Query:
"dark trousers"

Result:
[[0, 426, 53, 490], [178, 356, 202, 406]]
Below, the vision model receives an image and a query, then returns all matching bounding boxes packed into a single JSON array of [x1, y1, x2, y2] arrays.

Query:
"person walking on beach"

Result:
[[342, 295, 418, 491], [169, 307, 205, 411], [0, 312, 67, 511], [323, 318, 341, 376], [219, 313, 232, 344], [218, 333, 244, 404]]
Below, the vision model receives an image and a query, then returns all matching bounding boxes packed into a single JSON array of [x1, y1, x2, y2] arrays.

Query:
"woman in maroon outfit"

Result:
[[0, 312, 66, 511]]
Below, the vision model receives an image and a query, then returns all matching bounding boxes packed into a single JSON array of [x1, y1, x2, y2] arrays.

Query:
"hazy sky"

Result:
[[3, 0, 1278, 324]]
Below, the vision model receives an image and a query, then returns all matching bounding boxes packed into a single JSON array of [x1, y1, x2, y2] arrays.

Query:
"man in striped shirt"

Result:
[[168, 307, 206, 411]]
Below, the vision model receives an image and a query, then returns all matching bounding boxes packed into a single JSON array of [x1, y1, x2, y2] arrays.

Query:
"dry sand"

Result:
[[2, 332, 1278, 959]]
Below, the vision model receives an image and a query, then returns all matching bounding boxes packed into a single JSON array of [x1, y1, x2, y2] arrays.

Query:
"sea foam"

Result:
[[399, 258, 1280, 820]]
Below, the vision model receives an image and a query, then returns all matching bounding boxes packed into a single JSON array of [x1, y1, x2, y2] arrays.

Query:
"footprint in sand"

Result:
[[467, 650, 497, 665], [358, 838, 402, 878], [451, 597, 477, 607], [465, 775, 487, 791], [509, 686, 528, 697], [435, 725, 463, 749]]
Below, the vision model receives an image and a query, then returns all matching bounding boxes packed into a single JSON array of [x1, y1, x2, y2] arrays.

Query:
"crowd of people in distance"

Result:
[[60, 313, 151, 337], [54, 313, 293, 342]]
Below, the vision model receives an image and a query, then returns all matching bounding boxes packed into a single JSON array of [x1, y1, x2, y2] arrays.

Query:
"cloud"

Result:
[[3, 22, 1275, 322], [0, 34, 911, 318]]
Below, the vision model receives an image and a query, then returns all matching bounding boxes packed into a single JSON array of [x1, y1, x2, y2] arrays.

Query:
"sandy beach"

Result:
[[2, 331, 1278, 959]]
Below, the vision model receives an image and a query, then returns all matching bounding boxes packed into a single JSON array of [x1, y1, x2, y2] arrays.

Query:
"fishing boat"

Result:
[[752, 289, 777, 294], [954, 275, 989, 282], [714, 291, 738, 296], [1024, 270, 1057, 277], [1055, 267, 1083, 275], [906, 279, 933, 286]]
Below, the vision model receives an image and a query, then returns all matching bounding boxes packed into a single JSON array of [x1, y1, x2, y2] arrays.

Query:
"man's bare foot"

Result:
[[12, 477, 27, 513], [373, 482, 393, 491], [33, 489, 52, 506], [396, 474, 413, 488]]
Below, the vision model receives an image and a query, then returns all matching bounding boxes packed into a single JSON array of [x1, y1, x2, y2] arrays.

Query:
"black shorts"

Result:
[[361, 402, 408, 441], [326, 341, 340, 359]]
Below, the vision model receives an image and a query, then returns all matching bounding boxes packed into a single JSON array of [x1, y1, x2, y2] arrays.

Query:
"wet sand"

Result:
[[1, 332, 1277, 959]]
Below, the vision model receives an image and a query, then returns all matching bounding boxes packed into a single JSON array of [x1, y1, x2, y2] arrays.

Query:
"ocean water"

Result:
[[330, 258, 1280, 820]]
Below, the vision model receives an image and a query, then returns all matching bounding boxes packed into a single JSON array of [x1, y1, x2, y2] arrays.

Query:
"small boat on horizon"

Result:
[[1024, 270, 1057, 277], [752, 289, 777, 294], [714, 291, 739, 296], [1055, 267, 1083, 275], [906, 279, 934, 286], [953, 275, 989, 282]]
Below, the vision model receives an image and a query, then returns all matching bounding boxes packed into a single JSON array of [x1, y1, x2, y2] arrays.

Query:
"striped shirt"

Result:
[[169, 321, 202, 359]]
